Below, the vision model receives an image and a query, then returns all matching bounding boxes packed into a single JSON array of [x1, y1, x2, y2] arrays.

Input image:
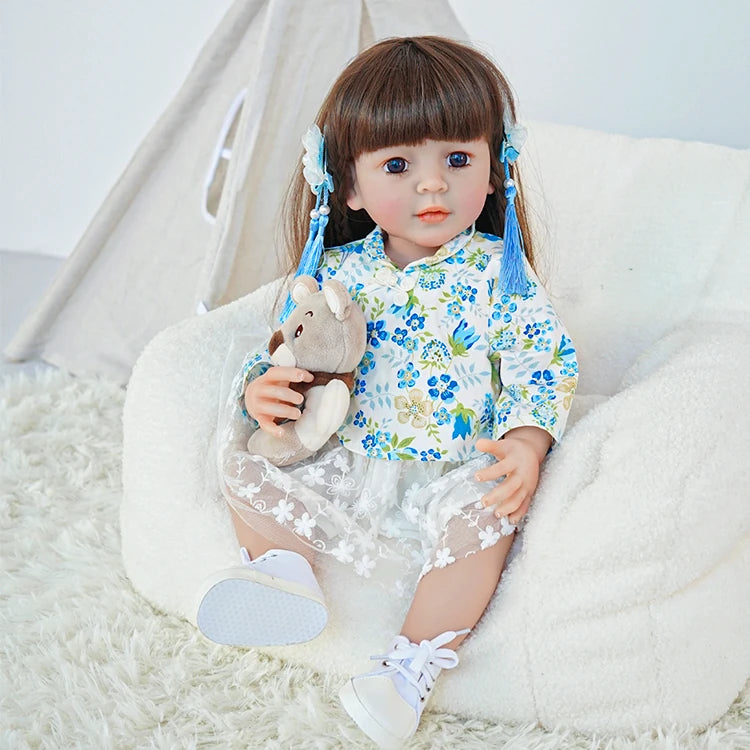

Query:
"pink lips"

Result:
[[417, 207, 450, 224]]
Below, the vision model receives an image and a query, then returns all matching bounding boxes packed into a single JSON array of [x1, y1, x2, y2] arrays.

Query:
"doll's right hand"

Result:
[[244, 366, 314, 435]]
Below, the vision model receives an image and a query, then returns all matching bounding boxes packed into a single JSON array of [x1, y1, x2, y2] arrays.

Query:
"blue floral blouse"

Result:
[[242, 226, 578, 463]]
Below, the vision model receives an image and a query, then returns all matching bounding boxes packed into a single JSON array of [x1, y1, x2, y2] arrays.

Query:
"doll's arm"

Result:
[[488, 264, 578, 446], [475, 426, 552, 524]]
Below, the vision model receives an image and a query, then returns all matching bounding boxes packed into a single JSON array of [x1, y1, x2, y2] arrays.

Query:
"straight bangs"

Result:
[[326, 38, 505, 161], [344, 59, 495, 157]]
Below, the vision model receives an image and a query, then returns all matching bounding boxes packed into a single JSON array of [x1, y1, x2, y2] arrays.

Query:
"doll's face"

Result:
[[346, 138, 494, 266]]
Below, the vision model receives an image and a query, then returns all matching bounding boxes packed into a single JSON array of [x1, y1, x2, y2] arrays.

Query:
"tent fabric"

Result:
[[5, 0, 467, 383]]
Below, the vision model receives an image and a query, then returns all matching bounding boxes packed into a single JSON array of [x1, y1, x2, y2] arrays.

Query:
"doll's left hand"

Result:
[[475, 428, 551, 524]]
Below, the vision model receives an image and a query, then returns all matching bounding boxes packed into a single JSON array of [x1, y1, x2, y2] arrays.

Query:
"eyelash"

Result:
[[382, 152, 472, 174]]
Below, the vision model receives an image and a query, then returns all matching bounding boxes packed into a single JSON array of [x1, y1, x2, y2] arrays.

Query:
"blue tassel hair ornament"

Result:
[[498, 119, 529, 297], [279, 124, 335, 322]]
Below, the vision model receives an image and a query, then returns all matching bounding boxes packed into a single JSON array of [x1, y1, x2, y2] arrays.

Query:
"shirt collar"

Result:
[[363, 225, 476, 268]]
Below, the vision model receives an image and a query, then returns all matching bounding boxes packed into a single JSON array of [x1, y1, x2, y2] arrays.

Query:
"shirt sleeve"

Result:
[[487, 264, 578, 443]]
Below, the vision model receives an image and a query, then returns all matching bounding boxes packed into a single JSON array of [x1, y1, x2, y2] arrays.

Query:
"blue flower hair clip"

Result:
[[280, 124, 335, 322], [498, 118, 529, 297]]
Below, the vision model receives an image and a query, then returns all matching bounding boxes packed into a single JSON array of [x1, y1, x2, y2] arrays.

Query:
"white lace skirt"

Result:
[[218, 342, 516, 597]]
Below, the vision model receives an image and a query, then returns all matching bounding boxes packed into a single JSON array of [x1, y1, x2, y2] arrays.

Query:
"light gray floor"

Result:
[[0, 250, 63, 376]]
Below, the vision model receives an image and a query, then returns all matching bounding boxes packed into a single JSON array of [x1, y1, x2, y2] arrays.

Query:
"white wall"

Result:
[[1, 0, 748, 259], [0, 0, 233, 258]]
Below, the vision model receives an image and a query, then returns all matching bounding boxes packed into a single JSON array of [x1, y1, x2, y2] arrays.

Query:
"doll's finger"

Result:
[[261, 402, 302, 421], [255, 415, 283, 435], [260, 385, 304, 405], [496, 489, 525, 519], [480, 475, 522, 509], [497, 485, 530, 518], [265, 366, 313, 384], [474, 458, 514, 483], [475, 438, 508, 460]]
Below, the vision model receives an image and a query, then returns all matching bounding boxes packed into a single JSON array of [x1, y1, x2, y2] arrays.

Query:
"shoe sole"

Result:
[[339, 680, 404, 750], [196, 571, 328, 647]]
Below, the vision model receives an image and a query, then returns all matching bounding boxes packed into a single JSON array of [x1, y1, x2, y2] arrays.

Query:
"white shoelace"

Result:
[[370, 628, 470, 701]]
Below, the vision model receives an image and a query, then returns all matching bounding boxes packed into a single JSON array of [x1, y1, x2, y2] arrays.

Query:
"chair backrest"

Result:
[[522, 122, 750, 395]]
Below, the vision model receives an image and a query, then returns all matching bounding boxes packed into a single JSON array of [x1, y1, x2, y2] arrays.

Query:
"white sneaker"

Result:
[[339, 629, 469, 749], [195, 548, 328, 646]]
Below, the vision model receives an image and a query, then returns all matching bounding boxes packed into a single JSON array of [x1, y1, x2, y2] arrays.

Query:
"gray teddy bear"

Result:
[[247, 275, 367, 467]]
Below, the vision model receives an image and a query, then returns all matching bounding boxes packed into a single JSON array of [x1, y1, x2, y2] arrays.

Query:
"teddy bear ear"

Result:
[[322, 279, 351, 321], [290, 275, 320, 304]]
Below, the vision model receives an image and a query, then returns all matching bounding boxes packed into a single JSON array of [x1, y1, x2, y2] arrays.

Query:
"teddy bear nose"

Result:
[[268, 329, 283, 355]]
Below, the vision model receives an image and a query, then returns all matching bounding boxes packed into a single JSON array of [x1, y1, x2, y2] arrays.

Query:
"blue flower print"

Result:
[[494, 400, 513, 425], [534, 337, 552, 353], [524, 319, 554, 340], [505, 384, 524, 402], [362, 434, 377, 452], [496, 330, 517, 350], [353, 410, 366, 428], [433, 406, 451, 425], [359, 351, 375, 374], [354, 378, 367, 396], [491, 294, 517, 324], [420, 448, 443, 461], [451, 283, 477, 303], [420, 340, 451, 369], [397, 362, 418, 389], [405, 313, 425, 332], [448, 320, 480, 356], [427, 374, 459, 402], [361, 430, 393, 458], [391, 327, 408, 346], [444, 248, 466, 265], [404, 337, 419, 353], [480, 392, 494, 427], [561, 359, 579, 377], [375, 430, 392, 448], [367, 319, 389, 348], [531, 402, 557, 430], [553, 334, 578, 373], [419, 271, 445, 290], [529, 369, 557, 388], [446, 300, 465, 318], [531, 390, 556, 405], [469, 251, 490, 271], [452, 411, 473, 440]]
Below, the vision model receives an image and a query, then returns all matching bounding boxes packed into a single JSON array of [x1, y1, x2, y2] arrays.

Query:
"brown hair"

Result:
[[280, 35, 535, 277]]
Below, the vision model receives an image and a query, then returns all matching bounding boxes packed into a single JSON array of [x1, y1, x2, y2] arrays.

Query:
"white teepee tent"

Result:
[[6, 0, 466, 383]]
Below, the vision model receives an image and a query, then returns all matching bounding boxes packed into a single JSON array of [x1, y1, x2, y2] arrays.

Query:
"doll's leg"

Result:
[[400, 531, 514, 650], [339, 530, 514, 746], [229, 505, 314, 564]]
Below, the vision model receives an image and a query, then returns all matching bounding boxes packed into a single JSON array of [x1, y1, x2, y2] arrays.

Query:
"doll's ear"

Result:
[[322, 280, 351, 321], [290, 275, 319, 303]]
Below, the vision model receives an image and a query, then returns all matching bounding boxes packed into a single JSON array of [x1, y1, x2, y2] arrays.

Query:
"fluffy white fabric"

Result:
[[4, 368, 749, 748], [120, 121, 750, 733]]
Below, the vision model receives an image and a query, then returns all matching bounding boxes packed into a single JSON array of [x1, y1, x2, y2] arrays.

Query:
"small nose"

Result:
[[416, 170, 448, 194]]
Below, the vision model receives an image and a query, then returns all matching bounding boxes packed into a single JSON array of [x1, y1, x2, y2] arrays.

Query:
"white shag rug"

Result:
[[2, 368, 749, 749]]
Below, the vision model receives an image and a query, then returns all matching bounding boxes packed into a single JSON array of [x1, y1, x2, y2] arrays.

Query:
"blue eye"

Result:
[[448, 152, 470, 168], [384, 158, 408, 174]]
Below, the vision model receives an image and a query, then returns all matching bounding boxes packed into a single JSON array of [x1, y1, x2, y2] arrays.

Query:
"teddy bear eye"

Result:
[[295, 325, 303, 338], [305, 310, 313, 317]]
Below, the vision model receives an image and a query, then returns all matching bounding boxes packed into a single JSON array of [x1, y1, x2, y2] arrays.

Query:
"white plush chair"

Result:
[[121, 121, 750, 733]]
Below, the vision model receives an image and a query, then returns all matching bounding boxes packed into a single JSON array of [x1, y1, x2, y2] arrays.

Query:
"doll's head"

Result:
[[282, 36, 534, 275]]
